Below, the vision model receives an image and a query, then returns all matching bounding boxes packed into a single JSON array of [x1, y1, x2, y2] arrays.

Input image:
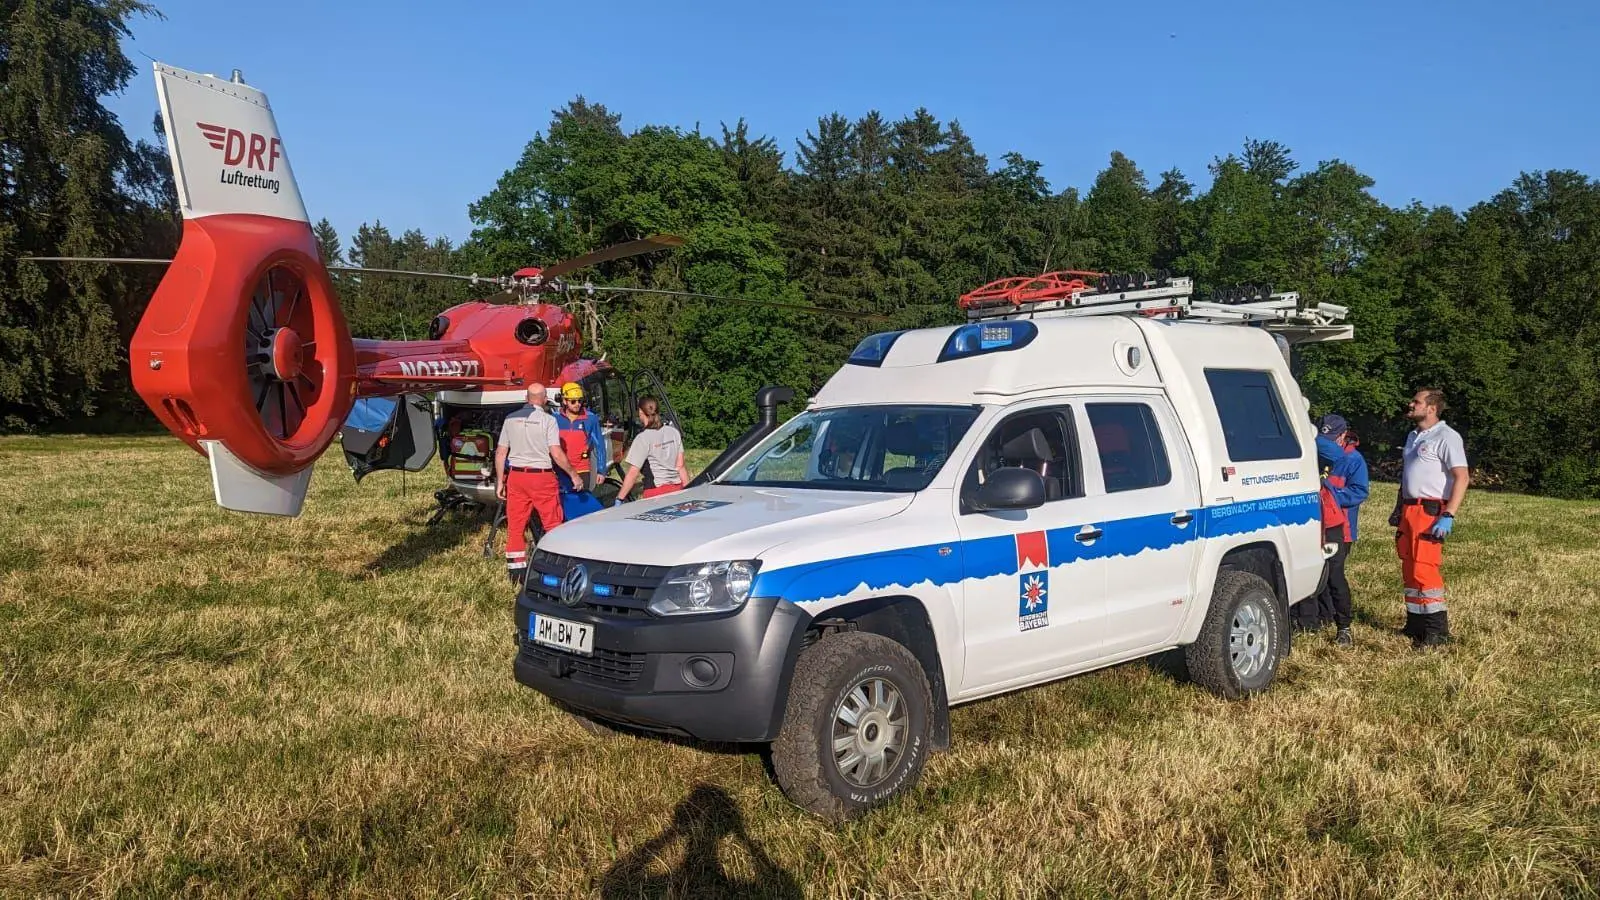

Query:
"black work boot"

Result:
[[1402, 612, 1426, 642], [1335, 627, 1353, 646], [1416, 612, 1452, 648]]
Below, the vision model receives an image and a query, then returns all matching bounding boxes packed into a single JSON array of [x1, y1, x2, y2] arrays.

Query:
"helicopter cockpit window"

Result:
[[719, 405, 980, 493], [600, 373, 629, 427]]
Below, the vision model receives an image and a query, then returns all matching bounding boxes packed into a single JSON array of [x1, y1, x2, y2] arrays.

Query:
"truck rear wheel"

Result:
[[770, 631, 932, 822], [1186, 570, 1285, 700]]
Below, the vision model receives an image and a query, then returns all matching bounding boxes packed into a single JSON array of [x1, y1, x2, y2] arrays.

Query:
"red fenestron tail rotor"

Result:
[[131, 63, 357, 515], [135, 218, 355, 482], [245, 262, 323, 441]]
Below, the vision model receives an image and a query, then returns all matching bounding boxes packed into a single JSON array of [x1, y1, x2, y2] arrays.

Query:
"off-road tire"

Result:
[[769, 631, 933, 822], [1186, 569, 1285, 700]]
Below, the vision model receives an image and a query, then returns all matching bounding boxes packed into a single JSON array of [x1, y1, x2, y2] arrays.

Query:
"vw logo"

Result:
[[560, 564, 590, 607]]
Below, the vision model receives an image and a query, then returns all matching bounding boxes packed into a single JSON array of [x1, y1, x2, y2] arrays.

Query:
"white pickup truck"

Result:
[[513, 285, 1349, 821]]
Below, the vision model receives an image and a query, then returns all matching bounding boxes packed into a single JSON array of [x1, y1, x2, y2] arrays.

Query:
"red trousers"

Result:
[[1396, 501, 1447, 615], [642, 483, 683, 499], [506, 469, 562, 578]]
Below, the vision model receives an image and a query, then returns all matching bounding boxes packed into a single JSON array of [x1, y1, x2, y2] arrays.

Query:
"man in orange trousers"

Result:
[[1389, 388, 1470, 648]]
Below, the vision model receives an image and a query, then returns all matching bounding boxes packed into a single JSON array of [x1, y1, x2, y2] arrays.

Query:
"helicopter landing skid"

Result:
[[427, 487, 483, 528], [481, 499, 507, 559]]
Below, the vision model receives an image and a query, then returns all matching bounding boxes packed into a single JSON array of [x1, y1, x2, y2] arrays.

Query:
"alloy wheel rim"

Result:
[[830, 677, 908, 788]]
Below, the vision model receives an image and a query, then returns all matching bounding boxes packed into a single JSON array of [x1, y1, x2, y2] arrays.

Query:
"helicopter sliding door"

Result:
[[630, 370, 682, 431], [341, 394, 437, 482], [587, 370, 633, 478]]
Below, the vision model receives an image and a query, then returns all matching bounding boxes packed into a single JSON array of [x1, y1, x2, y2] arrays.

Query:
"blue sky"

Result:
[[106, 0, 1599, 250]]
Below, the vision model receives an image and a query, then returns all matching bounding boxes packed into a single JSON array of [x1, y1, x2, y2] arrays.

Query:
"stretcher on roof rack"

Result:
[[958, 271, 1354, 346]]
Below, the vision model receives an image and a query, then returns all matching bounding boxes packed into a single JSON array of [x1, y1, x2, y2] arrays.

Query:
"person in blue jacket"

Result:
[[1298, 413, 1370, 644], [554, 382, 607, 520]]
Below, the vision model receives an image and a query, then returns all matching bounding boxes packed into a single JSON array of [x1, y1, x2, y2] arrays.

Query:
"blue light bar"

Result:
[[937, 320, 1038, 362], [847, 330, 906, 368], [541, 573, 560, 587], [593, 583, 615, 597]]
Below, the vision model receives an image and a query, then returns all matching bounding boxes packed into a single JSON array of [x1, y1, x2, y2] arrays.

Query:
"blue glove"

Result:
[[1321, 477, 1334, 491], [1428, 514, 1454, 538]]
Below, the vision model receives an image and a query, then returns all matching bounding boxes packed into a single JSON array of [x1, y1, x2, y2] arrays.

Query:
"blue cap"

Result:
[[1318, 413, 1349, 436]]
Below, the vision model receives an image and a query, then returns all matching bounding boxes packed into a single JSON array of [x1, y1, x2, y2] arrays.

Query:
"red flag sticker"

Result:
[[1015, 530, 1049, 570]]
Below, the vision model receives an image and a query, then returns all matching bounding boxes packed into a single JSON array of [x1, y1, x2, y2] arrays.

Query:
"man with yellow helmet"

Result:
[[555, 381, 607, 519]]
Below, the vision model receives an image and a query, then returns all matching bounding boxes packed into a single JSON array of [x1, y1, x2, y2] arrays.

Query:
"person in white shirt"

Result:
[[616, 396, 690, 501], [494, 382, 580, 585], [1388, 387, 1470, 647]]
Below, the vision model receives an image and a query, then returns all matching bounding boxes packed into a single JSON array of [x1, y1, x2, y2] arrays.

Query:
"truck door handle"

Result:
[[1171, 512, 1194, 526], [1075, 526, 1103, 543]]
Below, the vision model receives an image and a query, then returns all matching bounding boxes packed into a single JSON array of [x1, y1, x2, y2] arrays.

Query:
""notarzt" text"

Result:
[[397, 359, 481, 379]]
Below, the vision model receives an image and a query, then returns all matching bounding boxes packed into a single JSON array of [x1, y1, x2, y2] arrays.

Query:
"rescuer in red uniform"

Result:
[[495, 382, 581, 585]]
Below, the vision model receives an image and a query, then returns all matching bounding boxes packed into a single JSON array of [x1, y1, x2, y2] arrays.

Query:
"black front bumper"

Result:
[[512, 591, 810, 743]]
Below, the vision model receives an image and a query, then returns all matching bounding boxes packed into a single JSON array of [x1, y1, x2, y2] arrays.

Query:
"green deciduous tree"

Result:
[[0, 0, 175, 431]]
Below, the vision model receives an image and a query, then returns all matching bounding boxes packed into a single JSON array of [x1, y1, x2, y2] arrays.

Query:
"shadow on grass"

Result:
[[599, 784, 801, 900], [363, 513, 482, 575]]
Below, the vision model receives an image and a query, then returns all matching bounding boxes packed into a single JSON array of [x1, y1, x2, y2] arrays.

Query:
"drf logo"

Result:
[[197, 122, 283, 172]]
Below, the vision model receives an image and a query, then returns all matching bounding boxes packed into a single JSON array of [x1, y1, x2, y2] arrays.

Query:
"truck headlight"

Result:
[[648, 560, 760, 616]]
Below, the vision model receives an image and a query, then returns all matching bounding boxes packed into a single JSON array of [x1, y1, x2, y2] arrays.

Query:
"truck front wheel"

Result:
[[1186, 570, 1285, 700], [770, 631, 932, 822]]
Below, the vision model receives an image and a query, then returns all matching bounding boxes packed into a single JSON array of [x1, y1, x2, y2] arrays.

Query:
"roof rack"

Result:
[[958, 272, 1353, 346]]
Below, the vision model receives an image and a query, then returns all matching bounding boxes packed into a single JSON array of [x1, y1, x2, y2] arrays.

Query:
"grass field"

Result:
[[2, 435, 1597, 898]]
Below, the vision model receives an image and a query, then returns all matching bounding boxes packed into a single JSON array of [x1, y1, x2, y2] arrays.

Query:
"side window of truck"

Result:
[[1203, 369, 1300, 461], [1086, 403, 1172, 493], [964, 406, 1082, 503]]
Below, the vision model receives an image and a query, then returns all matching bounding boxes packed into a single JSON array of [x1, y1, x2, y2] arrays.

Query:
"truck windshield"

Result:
[[718, 405, 980, 492]]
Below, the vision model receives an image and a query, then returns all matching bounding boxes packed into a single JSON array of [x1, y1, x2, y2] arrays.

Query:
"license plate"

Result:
[[530, 613, 594, 656]]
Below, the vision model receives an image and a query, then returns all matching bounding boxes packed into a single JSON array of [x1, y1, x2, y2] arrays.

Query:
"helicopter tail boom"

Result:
[[352, 338, 520, 393]]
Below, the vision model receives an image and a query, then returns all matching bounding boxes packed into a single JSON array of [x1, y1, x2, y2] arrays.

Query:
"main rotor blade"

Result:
[[23, 257, 506, 290], [541, 234, 686, 279], [326, 265, 501, 286], [22, 256, 172, 265], [595, 285, 888, 321]]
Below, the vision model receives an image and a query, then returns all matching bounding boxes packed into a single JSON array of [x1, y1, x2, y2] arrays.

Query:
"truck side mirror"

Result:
[[967, 467, 1046, 512]]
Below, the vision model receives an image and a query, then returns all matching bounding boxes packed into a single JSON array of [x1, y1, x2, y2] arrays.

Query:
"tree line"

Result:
[[6, 2, 1600, 497]]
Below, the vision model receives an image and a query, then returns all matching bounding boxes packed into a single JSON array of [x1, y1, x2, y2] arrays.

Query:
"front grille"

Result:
[[520, 641, 646, 686], [527, 551, 669, 618]]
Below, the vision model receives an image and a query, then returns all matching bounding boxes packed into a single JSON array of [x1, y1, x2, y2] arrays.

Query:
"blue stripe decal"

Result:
[[750, 492, 1318, 604]]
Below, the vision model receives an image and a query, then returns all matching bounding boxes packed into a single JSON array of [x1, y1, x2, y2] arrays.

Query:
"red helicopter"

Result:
[[34, 62, 874, 524]]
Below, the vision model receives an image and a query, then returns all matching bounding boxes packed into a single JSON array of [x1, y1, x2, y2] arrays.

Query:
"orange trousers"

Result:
[[1396, 501, 1447, 615], [506, 469, 563, 580]]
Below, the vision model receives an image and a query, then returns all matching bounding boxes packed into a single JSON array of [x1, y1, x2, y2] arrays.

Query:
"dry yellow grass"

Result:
[[1, 435, 1597, 898]]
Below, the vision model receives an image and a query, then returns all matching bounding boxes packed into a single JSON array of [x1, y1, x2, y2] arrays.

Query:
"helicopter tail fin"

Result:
[[132, 63, 356, 516]]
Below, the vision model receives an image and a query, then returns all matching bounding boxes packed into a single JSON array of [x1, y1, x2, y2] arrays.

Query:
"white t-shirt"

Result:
[[498, 407, 561, 468], [1402, 420, 1468, 500], [626, 425, 684, 486]]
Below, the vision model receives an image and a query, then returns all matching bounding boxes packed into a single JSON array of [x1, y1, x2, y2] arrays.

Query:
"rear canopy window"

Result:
[[1205, 369, 1300, 462], [1087, 403, 1172, 493]]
